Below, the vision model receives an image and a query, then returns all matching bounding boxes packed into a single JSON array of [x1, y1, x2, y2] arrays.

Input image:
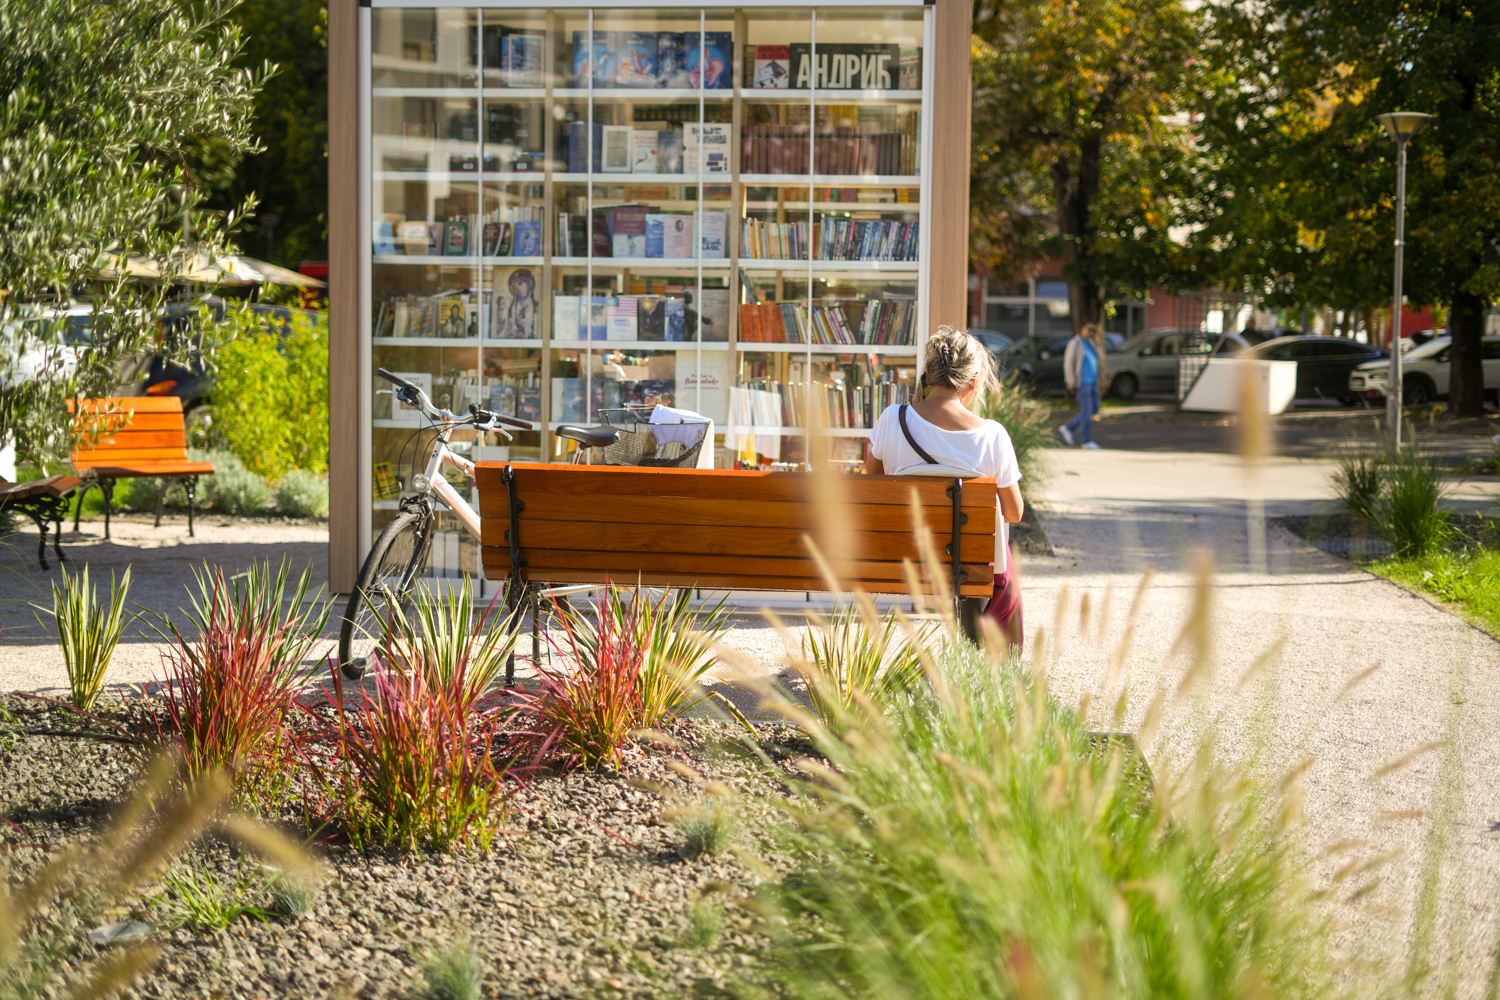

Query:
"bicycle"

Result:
[[337, 369, 534, 680]]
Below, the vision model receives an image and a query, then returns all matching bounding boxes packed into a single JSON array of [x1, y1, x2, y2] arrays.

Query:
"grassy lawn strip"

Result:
[[1370, 549, 1500, 637]]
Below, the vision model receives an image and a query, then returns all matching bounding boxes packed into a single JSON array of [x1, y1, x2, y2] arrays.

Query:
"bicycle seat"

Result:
[[554, 424, 619, 449]]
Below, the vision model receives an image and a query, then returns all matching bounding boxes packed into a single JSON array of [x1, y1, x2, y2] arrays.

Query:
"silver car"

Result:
[[1104, 330, 1251, 400], [1348, 335, 1500, 406]]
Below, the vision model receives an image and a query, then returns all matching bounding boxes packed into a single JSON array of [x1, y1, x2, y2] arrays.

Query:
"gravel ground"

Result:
[[0, 692, 810, 999]]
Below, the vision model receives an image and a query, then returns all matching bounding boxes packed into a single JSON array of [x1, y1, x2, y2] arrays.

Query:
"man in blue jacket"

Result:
[[1058, 323, 1105, 449]]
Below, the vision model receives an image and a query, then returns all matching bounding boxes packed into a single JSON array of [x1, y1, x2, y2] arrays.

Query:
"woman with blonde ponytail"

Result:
[[864, 326, 1025, 650]]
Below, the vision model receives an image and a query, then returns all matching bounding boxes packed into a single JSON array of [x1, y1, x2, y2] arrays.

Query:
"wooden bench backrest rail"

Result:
[[68, 396, 195, 471], [474, 463, 997, 598]]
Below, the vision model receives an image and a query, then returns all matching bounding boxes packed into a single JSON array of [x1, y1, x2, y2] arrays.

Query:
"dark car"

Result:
[[1245, 335, 1388, 404], [995, 331, 1126, 392], [142, 297, 315, 410], [968, 328, 1014, 358], [1104, 330, 1251, 400]]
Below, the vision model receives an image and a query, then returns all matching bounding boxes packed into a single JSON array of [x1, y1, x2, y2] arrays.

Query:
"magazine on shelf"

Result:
[[617, 32, 657, 87], [491, 266, 540, 339], [753, 45, 790, 89], [601, 125, 633, 172], [685, 31, 732, 89], [630, 130, 659, 173], [790, 43, 900, 90], [572, 31, 615, 87]]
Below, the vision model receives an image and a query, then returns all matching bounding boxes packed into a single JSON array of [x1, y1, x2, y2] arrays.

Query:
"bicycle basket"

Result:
[[596, 407, 707, 468]]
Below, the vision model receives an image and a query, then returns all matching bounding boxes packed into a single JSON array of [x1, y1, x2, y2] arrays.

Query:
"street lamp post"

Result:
[[1374, 111, 1431, 451]]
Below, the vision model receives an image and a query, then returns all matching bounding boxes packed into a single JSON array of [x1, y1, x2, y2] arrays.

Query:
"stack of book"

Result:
[[737, 297, 915, 346], [567, 122, 727, 174], [741, 218, 808, 260], [740, 124, 911, 175], [553, 290, 729, 342], [572, 31, 733, 89], [585, 206, 727, 259], [815, 217, 919, 261]]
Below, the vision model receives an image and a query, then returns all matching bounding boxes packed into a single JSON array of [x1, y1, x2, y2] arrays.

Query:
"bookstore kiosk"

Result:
[[327, 0, 973, 593]]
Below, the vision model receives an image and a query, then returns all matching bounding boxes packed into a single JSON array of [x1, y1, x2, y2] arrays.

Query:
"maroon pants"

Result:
[[982, 546, 1024, 653]]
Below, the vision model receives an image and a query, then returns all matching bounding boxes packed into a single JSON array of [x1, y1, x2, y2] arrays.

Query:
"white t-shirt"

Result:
[[868, 404, 1022, 574]]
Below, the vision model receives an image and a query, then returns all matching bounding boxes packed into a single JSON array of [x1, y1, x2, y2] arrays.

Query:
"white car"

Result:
[[1349, 335, 1500, 407], [0, 302, 96, 386]]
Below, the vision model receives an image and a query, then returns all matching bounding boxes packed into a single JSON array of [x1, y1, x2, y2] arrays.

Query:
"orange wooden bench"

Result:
[[68, 397, 216, 538], [474, 463, 996, 604], [0, 474, 81, 569]]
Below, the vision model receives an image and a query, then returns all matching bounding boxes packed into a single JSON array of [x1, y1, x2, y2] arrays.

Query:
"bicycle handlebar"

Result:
[[374, 368, 534, 433]]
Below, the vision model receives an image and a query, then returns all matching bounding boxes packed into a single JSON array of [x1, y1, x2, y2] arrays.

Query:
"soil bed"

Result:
[[1274, 511, 1500, 560], [0, 692, 811, 999]]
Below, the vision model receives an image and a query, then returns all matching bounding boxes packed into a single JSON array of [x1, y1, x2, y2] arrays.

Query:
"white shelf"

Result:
[[371, 255, 546, 266], [735, 342, 918, 355], [551, 340, 731, 351], [372, 86, 479, 98], [480, 88, 547, 99], [551, 256, 731, 269], [556, 172, 734, 184], [739, 259, 919, 272], [372, 338, 544, 348], [741, 174, 920, 187], [372, 170, 547, 182], [483, 338, 545, 348], [744, 201, 921, 210], [737, 88, 921, 102], [553, 87, 734, 101]]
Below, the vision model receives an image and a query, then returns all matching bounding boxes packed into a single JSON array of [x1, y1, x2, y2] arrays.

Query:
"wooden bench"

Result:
[[68, 397, 216, 538], [0, 474, 81, 569], [474, 462, 996, 609]]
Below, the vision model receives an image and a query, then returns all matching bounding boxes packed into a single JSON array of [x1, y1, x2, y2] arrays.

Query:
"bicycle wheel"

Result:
[[338, 508, 432, 680]]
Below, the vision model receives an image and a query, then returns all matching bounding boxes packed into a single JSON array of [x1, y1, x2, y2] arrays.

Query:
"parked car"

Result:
[[994, 331, 1125, 392], [0, 301, 100, 388], [1104, 330, 1251, 400], [1348, 335, 1500, 406], [140, 297, 315, 410], [968, 328, 1014, 359], [1244, 336, 1388, 404]]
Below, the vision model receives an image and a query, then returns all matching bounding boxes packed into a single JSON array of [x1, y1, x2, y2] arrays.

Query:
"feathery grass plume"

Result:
[[41, 564, 132, 710], [300, 641, 513, 852], [382, 579, 518, 705], [140, 561, 330, 792], [1376, 447, 1452, 558], [565, 584, 731, 728], [415, 931, 488, 1000], [0, 756, 313, 1000], [507, 589, 645, 769]]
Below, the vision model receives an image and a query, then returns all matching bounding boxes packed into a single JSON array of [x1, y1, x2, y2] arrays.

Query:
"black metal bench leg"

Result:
[[51, 506, 66, 566], [101, 480, 114, 540], [153, 480, 165, 528], [184, 477, 196, 537], [72, 483, 88, 532]]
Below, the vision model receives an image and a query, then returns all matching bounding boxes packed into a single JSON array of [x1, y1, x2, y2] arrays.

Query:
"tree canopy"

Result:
[[0, 0, 264, 462]]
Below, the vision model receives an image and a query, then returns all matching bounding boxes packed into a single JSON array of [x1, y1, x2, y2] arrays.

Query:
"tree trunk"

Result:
[[1050, 130, 1103, 334], [1448, 289, 1487, 418]]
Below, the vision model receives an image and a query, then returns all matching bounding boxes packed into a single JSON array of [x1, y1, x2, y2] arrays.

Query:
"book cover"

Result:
[[552, 294, 581, 340], [375, 219, 399, 256], [662, 213, 694, 258], [589, 296, 609, 340], [491, 267, 540, 338], [781, 302, 802, 343], [399, 221, 429, 255], [518, 385, 542, 422], [656, 32, 688, 88], [426, 222, 443, 255], [606, 297, 638, 341], [789, 43, 899, 90], [656, 129, 683, 174], [645, 213, 666, 258], [552, 378, 584, 423], [617, 32, 657, 87], [487, 384, 517, 417], [572, 31, 615, 87], [689, 288, 729, 342], [443, 219, 469, 256], [697, 210, 727, 258], [611, 205, 648, 257], [686, 31, 733, 90], [638, 296, 663, 340], [505, 32, 544, 86], [390, 371, 432, 426], [512, 221, 542, 257], [754, 45, 790, 89], [898, 46, 921, 90], [601, 125, 633, 172], [435, 299, 466, 338], [663, 296, 686, 342], [373, 461, 400, 499], [496, 223, 514, 256], [591, 213, 613, 257], [630, 130, 659, 173], [684, 123, 730, 174]]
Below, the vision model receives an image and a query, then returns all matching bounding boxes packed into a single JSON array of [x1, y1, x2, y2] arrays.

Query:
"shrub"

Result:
[[672, 798, 734, 858], [274, 469, 329, 518], [1377, 450, 1452, 558], [978, 376, 1051, 499], [507, 593, 645, 770], [205, 466, 272, 515], [126, 450, 241, 513], [212, 310, 329, 479], [415, 933, 488, 1000], [141, 561, 330, 791], [1332, 443, 1386, 524], [43, 564, 132, 710], [567, 586, 730, 728]]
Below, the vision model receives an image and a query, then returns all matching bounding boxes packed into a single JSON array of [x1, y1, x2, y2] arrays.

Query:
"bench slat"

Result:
[[475, 462, 993, 506], [79, 461, 215, 478], [69, 396, 188, 414], [72, 412, 187, 432], [481, 520, 994, 562], [479, 560, 995, 597], [75, 430, 190, 450], [478, 492, 997, 534], [74, 448, 192, 464], [481, 547, 992, 583]]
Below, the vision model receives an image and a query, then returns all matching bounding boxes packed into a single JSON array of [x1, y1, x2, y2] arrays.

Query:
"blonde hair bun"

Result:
[[924, 325, 998, 398]]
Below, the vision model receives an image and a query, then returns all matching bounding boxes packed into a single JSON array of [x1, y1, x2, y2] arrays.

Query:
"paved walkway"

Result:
[[1026, 444, 1500, 993]]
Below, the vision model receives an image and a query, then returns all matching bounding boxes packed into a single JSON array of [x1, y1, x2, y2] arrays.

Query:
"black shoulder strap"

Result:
[[898, 405, 939, 465]]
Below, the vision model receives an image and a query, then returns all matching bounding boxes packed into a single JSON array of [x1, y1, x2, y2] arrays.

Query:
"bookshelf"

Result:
[[328, 0, 974, 591]]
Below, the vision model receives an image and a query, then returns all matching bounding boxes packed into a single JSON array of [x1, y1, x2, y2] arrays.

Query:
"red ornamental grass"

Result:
[[301, 631, 512, 853], [506, 592, 646, 770]]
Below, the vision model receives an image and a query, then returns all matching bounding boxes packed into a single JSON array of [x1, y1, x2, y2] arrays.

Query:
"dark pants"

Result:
[[959, 544, 1024, 652]]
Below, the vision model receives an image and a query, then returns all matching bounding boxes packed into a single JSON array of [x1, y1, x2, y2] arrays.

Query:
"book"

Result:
[[572, 31, 615, 88], [611, 204, 648, 257], [501, 31, 544, 87], [656, 32, 688, 88], [790, 43, 899, 90], [588, 296, 609, 340], [662, 296, 686, 342], [552, 294, 582, 340], [662, 213, 694, 258], [898, 46, 921, 90], [518, 385, 542, 422], [448, 154, 478, 173], [389, 371, 432, 426], [601, 125, 633, 172], [435, 299, 466, 338], [373, 461, 400, 499], [630, 130, 659, 173], [686, 31, 732, 90], [480, 222, 501, 256], [374, 218, 399, 255], [656, 129, 683, 174], [617, 32, 657, 87], [684, 123, 731, 174], [638, 296, 664, 340], [443, 219, 469, 256], [690, 288, 729, 342], [495, 223, 514, 256], [487, 384, 517, 418], [491, 267, 540, 338], [697, 210, 726, 258], [754, 45, 790, 89], [645, 213, 666, 258], [400, 221, 429, 255], [552, 378, 585, 423], [512, 221, 542, 257], [591, 213, 613, 257], [606, 296, 639, 340]]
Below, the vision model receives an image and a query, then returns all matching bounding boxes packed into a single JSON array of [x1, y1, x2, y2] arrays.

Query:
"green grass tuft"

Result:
[[1369, 548, 1500, 637], [416, 933, 489, 1000], [41, 564, 132, 710]]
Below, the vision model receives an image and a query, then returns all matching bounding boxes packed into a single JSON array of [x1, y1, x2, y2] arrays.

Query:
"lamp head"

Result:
[[1375, 112, 1432, 143]]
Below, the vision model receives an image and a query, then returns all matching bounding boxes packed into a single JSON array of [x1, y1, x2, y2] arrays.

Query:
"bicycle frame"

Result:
[[417, 426, 481, 541]]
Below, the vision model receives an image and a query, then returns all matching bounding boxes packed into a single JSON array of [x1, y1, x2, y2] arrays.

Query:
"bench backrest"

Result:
[[68, 397, 190, 471], [475, 463, 996, 597]]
